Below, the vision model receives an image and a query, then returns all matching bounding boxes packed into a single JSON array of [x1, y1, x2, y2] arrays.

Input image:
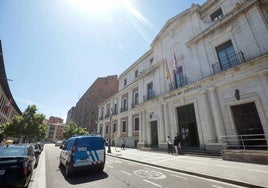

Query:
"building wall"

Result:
[[98, 0, 268, 151], [73, 75, 119, 133], [45, 116, 64, 142]]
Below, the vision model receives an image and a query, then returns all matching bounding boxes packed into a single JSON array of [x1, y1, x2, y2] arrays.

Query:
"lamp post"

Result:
[[107, 108, 113, 153]]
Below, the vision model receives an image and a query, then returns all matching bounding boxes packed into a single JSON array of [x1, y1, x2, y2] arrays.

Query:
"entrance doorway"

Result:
[[231, 102, 266, 149], [177, 104, 199, 148], [151, 121, 158, 148]]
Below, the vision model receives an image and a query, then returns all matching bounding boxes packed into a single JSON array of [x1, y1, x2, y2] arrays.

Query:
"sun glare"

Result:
[[69, 0, 123, 16]]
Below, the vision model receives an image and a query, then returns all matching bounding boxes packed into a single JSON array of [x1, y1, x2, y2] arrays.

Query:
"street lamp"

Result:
[[107, 108, 113, 153]]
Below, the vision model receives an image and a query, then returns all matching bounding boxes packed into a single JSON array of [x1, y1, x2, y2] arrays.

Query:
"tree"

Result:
[[1, 105, 47, 142], [63, 121, 88, 140]]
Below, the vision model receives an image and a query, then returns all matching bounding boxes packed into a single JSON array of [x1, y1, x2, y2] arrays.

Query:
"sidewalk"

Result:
[[106, 147, 268, 188]]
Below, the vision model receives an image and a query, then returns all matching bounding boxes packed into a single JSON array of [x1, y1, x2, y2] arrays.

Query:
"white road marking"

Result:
[[143, 179, 162, 187], [170, 174, 188, 180], [113, 157, 247, 188], [121, 170, 132, 176], [107, 165, 114, 168]]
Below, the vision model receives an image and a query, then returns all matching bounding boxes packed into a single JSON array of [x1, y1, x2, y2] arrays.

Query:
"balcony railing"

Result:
[[120, 106, 128, 113], [212, 51, 245, 74], [112, 110, 118, 115], [169, 75, 188, 92], [143, 91, 157, 102]]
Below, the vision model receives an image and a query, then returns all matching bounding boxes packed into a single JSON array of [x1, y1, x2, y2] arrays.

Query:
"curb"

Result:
[[107, 153, 265, 188]]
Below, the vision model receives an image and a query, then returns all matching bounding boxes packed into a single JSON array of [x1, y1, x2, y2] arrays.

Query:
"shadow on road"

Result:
[[58, 165, 108, 185]]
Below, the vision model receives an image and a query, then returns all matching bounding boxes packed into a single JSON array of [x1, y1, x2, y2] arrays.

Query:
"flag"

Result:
[[4, 99, 12, 113], [173, 53, 179, 75], [164, 59, 171, 80]]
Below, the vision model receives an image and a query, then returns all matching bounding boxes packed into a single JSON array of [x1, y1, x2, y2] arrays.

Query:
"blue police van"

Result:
[[59, 135, 105, 177]]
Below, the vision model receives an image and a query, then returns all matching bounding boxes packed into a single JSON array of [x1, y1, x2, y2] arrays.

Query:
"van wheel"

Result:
[[65, 163, 72, 178], [98, 164, 104, 172]]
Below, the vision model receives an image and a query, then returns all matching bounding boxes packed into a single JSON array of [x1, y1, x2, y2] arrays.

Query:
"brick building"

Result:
[[45, 116, 64, 142], [71, 75, 118, 133]]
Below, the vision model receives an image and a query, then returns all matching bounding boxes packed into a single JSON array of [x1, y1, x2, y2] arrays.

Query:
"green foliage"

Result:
[[1, 105, 47, 141], [63, 121, 88, 139]]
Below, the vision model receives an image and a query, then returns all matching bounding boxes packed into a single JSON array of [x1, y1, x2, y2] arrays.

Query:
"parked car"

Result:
[[59, 135, 106, 177], [0, 144, 37, 187], [55, 140, 63, 147]]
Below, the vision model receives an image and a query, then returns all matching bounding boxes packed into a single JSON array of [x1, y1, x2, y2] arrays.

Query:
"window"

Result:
[[147, 82, 154, 100], [105, 125, 109, 134], [124, 79, 127, 86], [134, 70, 139, 78], [216, 40, 238, 71], [134, 92, 139, 105], [210, 8, 224, 21], [134, 117, 139, 131], [122, 97, 128, 111], [114, 104, 117, 114], [122, 120, 127, 132], [113, 123, 116, 133], [175, 66, 187, 88], [150, 58, 154, 65]]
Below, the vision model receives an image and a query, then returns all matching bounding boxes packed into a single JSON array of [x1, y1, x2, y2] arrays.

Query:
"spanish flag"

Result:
[[165, 59, 171, 80]]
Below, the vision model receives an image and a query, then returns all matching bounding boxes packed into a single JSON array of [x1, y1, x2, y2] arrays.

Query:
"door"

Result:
[[177, 104, 199, 148], [151, 121, 158, 148], [231, 102, 266, 149]]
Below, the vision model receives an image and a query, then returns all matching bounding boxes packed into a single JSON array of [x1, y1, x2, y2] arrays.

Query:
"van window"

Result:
[[76, 137, 104, 150], [65, 139, 75, 150]]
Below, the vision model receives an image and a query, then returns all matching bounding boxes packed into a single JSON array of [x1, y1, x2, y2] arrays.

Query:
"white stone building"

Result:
[[97, 0, 268, 152]]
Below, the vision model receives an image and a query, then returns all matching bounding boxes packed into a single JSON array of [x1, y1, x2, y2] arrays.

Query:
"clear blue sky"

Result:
[[0, 0, 205, 122]]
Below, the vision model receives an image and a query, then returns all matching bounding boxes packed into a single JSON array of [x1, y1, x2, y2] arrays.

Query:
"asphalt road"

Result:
[[30, 144, 247, 188]]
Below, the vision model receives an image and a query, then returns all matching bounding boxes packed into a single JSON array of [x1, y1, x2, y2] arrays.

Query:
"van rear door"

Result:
[[73, 136, 105, 167]]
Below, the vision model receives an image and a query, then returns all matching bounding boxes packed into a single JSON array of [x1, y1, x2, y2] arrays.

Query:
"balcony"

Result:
[[112, 109, 118, 115], [120, 106, 128, 113], [212, 51, 245, 74], [169, 75, 188, 92], [143, 91, 157, 102]]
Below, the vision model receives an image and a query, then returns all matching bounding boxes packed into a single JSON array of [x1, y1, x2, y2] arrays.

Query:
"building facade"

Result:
[[45, 116, 64, 142], [71, 75, 119, 133], [0, 41, 22, 141], [98, 0, 268, 151], [66, 106, 76, 124]]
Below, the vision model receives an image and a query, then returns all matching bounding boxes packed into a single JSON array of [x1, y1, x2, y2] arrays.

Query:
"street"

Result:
[[29, 144, 247, 188]]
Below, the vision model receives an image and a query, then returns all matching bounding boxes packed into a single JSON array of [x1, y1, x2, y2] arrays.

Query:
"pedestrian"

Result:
[[166, 136, 173, 154], [177, 135, 182, 155], [174, 136, 179, 155], [121, 138, 126, 150]]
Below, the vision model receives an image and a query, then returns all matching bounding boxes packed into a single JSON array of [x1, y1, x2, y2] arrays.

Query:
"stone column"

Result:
[[142, 110, 147, 145], [208, 87, 225, 141], [159, 104, 166, 143], [199, 90, 216, 142], [164, 102, 171, 139], [138, 111, 143, 143]]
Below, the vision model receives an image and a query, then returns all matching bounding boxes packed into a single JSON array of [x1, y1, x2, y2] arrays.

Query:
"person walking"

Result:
[[174, 136, 179, 155], [166, 136, 173, 154], [121, 138, 126, 150]]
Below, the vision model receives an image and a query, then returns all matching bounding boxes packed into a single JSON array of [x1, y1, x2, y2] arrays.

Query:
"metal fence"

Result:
[[221, 134, 268, 150]]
